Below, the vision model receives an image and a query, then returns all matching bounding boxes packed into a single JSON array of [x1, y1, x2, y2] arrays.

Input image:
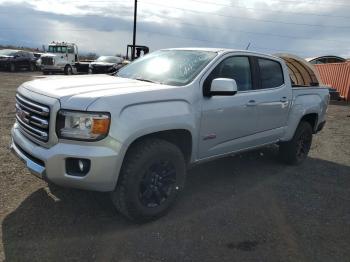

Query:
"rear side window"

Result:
[[258, 58, 284, 89]]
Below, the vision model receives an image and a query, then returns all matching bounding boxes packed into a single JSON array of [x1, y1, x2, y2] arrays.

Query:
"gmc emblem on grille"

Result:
[[16, 107, 30, 123]]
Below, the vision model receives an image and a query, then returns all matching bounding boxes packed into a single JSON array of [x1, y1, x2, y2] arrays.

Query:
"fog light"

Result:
[[78, 160, 84, 172], [66, 158, 91, 177]]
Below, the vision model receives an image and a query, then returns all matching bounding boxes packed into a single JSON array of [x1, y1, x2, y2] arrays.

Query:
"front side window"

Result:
[[204, 56, 252, 92], [258, 58, 284, 89], [67, 46, 75, 54]]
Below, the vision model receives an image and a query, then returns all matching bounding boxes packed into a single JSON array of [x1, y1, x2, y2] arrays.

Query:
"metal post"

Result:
[[132, 0, 137, 60]]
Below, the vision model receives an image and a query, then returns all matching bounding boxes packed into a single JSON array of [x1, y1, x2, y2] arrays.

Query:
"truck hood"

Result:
[[20, 74, 177, 110], [41, 53, 56, 58]]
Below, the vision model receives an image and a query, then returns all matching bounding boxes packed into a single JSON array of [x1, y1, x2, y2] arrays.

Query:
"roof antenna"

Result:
[[245, 42, 251, 50]]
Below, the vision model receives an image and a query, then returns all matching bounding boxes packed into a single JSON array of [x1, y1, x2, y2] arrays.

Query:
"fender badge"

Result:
[[203, 133, 217, 140]]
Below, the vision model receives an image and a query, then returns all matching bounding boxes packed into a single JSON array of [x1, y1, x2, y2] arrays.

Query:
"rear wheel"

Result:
[[64, 65, 73, 75], [279, 121, 313, 165], [111, 138, 186, 222]]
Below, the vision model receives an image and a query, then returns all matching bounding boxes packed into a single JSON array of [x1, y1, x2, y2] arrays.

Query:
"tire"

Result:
[[9, 63, 16, 72], [64, 65, 73, 75], [43, 71, 49, 75], [279, 121, 313, 165], [111, 138, 186, 222], [29, 62, 35, 72]]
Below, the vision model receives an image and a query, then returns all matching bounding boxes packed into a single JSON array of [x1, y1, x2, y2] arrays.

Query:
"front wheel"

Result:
[[111, 138, 186, 222], [64, 65, 73, 75], [279, 121, 313, 165], [29, 62, 35, 72], [9, 63, 16, 72]]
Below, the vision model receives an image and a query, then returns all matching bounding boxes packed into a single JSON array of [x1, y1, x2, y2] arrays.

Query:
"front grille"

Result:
[[15, 94, 50, 142], [41, 57, 54, 65]]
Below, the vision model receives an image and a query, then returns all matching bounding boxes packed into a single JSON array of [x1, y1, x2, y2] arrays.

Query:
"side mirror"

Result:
[[210, 78, 238, 96]]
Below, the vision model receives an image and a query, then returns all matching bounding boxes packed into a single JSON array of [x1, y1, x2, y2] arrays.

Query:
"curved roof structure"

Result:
[[274, 53, 322, 87], [306, 56, 346, 65]]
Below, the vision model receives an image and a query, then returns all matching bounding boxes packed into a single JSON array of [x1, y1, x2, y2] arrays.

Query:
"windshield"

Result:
[[117, 50, 217, 86], [48, 46, 68, 53], [96, 56, 122, 63], [0, 49, 18, 56]]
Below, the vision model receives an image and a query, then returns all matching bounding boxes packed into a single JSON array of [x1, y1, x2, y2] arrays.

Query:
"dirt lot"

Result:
[[0, 72, 349, 262]]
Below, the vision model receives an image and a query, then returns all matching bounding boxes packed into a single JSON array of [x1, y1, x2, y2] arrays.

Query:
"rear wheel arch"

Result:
[[299, 113, 318, 133]]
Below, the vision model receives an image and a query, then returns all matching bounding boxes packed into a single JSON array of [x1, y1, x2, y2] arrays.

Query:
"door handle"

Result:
[[246, 100, 257, 106], [280, 97, 288, 103]]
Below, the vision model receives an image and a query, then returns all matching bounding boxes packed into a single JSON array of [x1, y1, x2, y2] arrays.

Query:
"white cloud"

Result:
[[0, 0, 349, 57]]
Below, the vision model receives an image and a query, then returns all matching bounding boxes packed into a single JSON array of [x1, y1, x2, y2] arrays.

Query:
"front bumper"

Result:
[[91, 66, 111, 74], [10, 138, 46, 179], [11, 124, 124, 192]]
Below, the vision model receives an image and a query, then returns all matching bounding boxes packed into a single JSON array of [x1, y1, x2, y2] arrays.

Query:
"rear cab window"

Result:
[[257, 58, 284, 89]]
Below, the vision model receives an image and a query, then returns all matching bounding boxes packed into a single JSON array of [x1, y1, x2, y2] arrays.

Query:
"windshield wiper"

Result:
[[135, 78, 161, 84]]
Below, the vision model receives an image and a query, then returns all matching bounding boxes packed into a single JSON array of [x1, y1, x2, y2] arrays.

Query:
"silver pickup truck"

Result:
[[11, 48, 329, 222]]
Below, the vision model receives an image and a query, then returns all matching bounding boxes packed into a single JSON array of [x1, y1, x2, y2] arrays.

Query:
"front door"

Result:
[[198, 55, 260, 159]]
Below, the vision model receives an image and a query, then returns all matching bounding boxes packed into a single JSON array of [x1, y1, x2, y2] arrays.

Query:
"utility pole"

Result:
[[132, 0, 137, 60]]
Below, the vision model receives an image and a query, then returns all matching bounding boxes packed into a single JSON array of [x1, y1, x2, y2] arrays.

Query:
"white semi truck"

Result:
[[40, 42, 79, 75]]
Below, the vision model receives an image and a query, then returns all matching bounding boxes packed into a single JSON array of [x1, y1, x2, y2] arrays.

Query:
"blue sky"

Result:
[[0, 0, 349, 58]]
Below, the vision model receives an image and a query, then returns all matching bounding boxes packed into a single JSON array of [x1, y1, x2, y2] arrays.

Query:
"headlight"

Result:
[[56, 110, 111, 141]]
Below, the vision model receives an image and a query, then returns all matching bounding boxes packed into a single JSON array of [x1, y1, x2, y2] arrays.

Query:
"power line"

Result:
[[138, 29, 342, 54], [185, 0, 350, 19], [73, 0, 350, 7], [139, 1, 350, 29], [158, 19, 350, 44], [1, 26, 340, 54], [1, 22, 349, 46], [267, 0, 350, 7]]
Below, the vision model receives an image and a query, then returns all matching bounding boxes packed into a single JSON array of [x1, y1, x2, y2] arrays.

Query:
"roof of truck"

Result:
[[164, 47, 275, 56]]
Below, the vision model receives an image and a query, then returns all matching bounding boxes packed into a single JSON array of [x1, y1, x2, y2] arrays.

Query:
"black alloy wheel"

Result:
[[139, 160, 177, 208], [295, 130, 312, 162]]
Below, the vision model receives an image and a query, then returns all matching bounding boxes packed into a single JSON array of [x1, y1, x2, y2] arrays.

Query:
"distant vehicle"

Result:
[[126, 44, 149, 61], [40, 42, 79, 75], [0, 49, 37, 72], [307, 56, 346, 64], [11, 48, 329, 222], [33, 52, 45, 69], [89, 56, 124, 74]]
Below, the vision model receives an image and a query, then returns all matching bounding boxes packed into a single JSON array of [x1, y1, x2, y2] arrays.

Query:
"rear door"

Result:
[[253, 57, 291, 139]]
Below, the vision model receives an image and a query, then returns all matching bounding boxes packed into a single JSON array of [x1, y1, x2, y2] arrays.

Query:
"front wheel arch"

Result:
[[64, 64, 73, 75], [123, 129, 193, 165]]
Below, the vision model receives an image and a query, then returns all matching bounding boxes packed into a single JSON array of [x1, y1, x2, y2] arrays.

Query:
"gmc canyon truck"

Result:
[[10, 48, 329, 222]]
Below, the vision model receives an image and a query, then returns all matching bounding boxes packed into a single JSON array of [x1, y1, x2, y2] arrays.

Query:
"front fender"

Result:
[[117, 100, 196, 148]]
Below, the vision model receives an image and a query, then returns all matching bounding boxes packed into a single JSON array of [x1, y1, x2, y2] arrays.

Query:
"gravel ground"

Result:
[[0, 72, 350, 262]]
